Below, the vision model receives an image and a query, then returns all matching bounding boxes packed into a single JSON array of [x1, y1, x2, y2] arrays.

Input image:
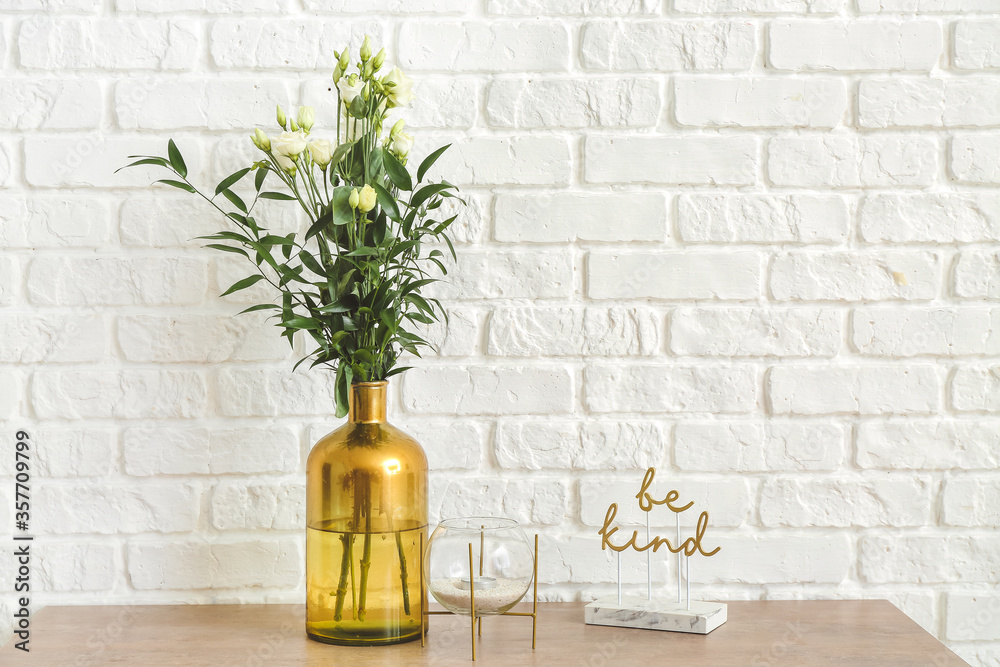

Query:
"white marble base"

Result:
[[584, 596, 727, 635]]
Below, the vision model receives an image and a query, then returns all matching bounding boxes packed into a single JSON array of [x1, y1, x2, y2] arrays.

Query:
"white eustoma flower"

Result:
[[308, 139, 333, 168], [358, 184, 377, 213], [338, 76, 364, 105], [390, 131, 414, 158], [383, 67, 415, 108], [272, 130, 308, 157]]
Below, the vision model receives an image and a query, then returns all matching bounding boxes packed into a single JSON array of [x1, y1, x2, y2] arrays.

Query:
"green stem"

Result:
[[357, 475, 373, 621], [333, 532, 352, 621]]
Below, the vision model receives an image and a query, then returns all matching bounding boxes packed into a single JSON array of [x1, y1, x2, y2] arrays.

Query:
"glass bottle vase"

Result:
[[305, 381, 427, 646]]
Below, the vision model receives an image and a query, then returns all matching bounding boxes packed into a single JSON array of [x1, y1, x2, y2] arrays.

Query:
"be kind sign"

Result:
[[584, 468, 728, 635]]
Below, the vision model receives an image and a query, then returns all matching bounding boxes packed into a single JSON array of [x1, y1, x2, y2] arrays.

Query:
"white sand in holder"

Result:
[[430, 577, 527, 614]]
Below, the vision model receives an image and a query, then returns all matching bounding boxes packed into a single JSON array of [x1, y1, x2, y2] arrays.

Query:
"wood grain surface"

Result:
[[0, 600, 968, 666]]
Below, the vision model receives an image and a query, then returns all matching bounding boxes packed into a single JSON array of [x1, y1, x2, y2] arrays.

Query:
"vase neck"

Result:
[[348, 381, 388, 424]]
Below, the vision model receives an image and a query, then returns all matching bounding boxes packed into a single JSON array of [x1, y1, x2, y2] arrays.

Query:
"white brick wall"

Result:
[[1, 1, 998, 664]]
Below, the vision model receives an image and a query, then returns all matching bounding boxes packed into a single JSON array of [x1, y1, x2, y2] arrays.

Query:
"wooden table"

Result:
[[1, 601, 968, 666]]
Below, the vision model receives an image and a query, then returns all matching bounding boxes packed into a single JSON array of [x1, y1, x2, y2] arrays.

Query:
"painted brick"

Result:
[[697, 534, 851, 584], [860, 535, 1000, 583], [32, 370, 208, 419], [955, 250, 1000, 299], [677, 0, 842, 11], [581, 20, 755, 71], [946, 593, 1000, 641], [399, 22, 570, 72], [432, 478, 568, 526], [118, 314, 289, 363], [488, 77, 660, 128], [403, 366, 574, 415], [951, 135, 1000, 184], [769, 21, 941, 71], [494, 421, 667, 471], [27, 256, 208, 306], [853, 307, 1000, 356], [674, 422, 845, 472], [124, 425, 299, 475], [488, 307, 659, 357], [943, 477, 1000, 528], [0, 428, 116, 478], [860, 194, 1000, 243], [857, 420, 1000, 470], [954, 21, 1000, 70], [128, 539, 302, 589], [116, 79, 292, 130], [584, 364, 758, 413], [671, 307, 842, 357], [586, 136, 757, 185], [859, 78, 1000, 128], [20, 19, 198, 70], [0, 79, 101, 129], [0, 196, 111, 247], [433, 136, 571, 186], [488, 0, 659, 13], [0, 314, 106, 363], [211, 20, 381, 69], [860, 0, 1000, 10], [769, 365, 940, 415], [588, 252, 762, 300], [216, 369, 336, 417], [35, 483, 200, 534], [770, 251, 940, 301], [427, 250, 574, 300], [693, 189, 845, 240], [760, 476, 933, 527], [675, 77, 846, 128], [24, 136, 202, 188], [952, 366, 1000, 412], [494, 192, 666, 243], [211, 481, 304, 530], [768, 135, 937, 187]]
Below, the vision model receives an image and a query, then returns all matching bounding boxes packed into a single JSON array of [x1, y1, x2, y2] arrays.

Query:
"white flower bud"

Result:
[[251, 128, 271, 151], [349, 188, 360, 209], [297, 106, 315, 132], [358, 184, 377, 213], [360, 35, 372, 62], [372, 48, 386, 71], [338, 75, 364, 105], [276, 104, 287, 129]]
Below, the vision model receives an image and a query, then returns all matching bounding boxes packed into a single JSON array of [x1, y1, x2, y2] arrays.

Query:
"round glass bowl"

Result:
[[424, 517, 534, 616]]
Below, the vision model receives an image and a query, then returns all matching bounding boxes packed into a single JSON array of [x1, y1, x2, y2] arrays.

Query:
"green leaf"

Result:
[[417, 144, 450, 183], [116, 157, 169, 173], [331, 186, 355, 226], [167, 139, 187, 178], [284, 317, 322, 330], [316, 302, 351, 314], [215, 167, 251, 195], [258, 191, 296, 201], [205, 243, 249, 258], [347, 247, 379, 257], [305, 208, 334, 240], [373, 182, 400, 222], [409, 183, 453, 211], [220, 274, 266, 297], [155, 179, 196, 193], [331, 141, 354, 167], [385, 366, 413, 378], [382, 148, 412, 192], [222, 188, 248, 213], [237, 303, 281, 315], [255, 168, 267, 192]]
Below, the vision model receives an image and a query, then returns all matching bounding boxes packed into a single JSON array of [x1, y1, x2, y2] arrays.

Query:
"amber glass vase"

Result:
[[305, 381, 427, 646]]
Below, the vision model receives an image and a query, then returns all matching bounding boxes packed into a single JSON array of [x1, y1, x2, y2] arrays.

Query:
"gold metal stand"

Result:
[[421, 531, 540, 660]]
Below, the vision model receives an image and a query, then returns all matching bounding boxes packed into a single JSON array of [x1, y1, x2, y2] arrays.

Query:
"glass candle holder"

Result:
[[424, 517, 534, 616]]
